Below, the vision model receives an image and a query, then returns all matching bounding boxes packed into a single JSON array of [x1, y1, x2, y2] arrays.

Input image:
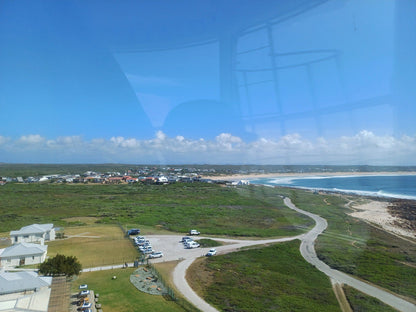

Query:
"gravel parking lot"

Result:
[[143, 235, 210, 263]]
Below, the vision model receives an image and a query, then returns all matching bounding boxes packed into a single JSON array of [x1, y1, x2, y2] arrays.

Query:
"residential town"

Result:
[[0, 165, 258, 185]]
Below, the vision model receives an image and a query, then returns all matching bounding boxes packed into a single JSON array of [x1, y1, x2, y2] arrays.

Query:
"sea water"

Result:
[[251, 175, 416, 200]]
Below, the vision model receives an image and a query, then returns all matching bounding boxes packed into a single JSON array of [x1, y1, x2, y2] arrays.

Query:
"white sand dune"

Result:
[[349, 200, 415, 239]]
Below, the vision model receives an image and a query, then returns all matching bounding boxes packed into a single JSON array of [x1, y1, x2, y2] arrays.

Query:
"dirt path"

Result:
[[332, 281, 353, 312]]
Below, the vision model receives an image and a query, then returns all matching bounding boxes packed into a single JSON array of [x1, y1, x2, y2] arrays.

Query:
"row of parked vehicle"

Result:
[[132, 235, 163, 258], [181, 236, 200, 249], [77, 285, 93, 312]]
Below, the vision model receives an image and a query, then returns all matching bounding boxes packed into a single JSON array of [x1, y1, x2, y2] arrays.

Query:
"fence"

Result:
[[146, 263, 200, 312]]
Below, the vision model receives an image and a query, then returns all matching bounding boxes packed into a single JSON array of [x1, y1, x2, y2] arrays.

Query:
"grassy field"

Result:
[[72, 268, 186, 312], [2, 181, 414, 310], [343, 285, 398, 312], [47, 225, 139, 268], [0, 182, 311, 237], [188, 240, 340, 312], [196, 238, 222, 248], [275, 188, 416, 300]]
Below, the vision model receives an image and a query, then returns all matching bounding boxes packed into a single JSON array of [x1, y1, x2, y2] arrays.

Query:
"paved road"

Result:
[[82, 198, 416, 312], [170, 235, 304, 312], [283, 197, 416, 312]]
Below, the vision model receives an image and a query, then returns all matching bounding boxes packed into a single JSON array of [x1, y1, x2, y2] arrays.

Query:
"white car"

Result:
[[81, 302, 92, 309], [143, 247, 154, 254], [189, 229, 200, 235], [206, 248, 217, 256], [181, 236, 191, 242], [186, 241, 200, 248], [148, 251, 163, 259], [140, 246, 153, 253], [183, 238, 193, 245], [78, 290, 90, 297]]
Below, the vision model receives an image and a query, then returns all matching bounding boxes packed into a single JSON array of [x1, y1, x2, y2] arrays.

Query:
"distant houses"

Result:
[[10, 224, 55, 245]]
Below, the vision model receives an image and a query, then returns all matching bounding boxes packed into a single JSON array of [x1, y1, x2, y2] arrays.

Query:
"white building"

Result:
[[10, 224, 55, 245], [157, 176, 168, 184], [231, 180, 250, 186], [0, 243, 48, 268], [0, 270, 52, 312]]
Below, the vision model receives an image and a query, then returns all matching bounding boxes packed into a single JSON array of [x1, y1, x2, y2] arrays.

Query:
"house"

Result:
[[126, 177, 138, 183], [107, 176, 124, 184], [231, 180, 250, 186], [0, 243, 48, 268], [0, 270, 52, 312], [142, 177, 157, 184], [10, 224, 55, 245], [156, 176, 168, 184]]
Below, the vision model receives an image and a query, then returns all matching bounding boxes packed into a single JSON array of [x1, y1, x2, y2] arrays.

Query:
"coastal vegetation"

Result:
[[276, 188, 416, 300], [1, 176, 415, 310], [0, 182, 311, 237], [343, 285, 398, 312], [188, 240, 340, 312], [195, 238, 222, 248]]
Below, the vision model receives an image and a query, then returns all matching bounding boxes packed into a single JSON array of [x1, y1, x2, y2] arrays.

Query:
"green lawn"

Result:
[[73, 268, 186, 312], [189, 240, 340, 312], [47, 225, 139, 268]]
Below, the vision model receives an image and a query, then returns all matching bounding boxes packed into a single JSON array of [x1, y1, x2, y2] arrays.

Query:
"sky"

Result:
[[0, 0, 415, 165]]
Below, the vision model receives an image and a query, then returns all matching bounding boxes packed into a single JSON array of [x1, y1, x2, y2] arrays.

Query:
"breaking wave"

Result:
[[251, 175, 416, 200]]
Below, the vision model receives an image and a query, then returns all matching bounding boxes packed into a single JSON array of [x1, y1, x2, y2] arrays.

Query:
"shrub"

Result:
[[39, 254, 82, 277]]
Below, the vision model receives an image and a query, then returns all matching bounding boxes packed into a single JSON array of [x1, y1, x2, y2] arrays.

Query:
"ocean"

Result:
[[251, 175, 416, 200]]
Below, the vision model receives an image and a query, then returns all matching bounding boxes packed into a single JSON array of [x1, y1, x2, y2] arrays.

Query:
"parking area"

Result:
[[134, 235, 211, 263]]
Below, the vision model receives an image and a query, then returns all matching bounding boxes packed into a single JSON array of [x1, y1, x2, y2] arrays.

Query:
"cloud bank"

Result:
[[0, 131, 415, 165]]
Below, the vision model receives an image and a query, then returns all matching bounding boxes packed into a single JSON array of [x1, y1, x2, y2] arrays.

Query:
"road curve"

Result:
[[82, 198, 416, 312], [171, 235, 304, 312], [283, 197, 416, 312]]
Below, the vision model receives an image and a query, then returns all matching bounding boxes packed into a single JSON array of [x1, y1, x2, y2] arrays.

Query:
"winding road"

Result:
[[83, 197, 416, 312], [168, 197, 416, 312]]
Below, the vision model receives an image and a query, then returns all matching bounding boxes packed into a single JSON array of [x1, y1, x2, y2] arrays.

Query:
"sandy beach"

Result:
[[203, 172, 416, 240], [203, 171, 416, 181], [349, 200, 415, 239]]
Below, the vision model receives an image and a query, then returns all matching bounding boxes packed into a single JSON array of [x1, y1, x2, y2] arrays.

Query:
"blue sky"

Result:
[[0, 0, 415, 164]]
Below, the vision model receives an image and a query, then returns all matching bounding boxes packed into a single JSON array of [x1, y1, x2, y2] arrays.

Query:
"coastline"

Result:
[[203, 172, 416, 240], [349, 199, 415, 239], [203, 171, 416, 181]]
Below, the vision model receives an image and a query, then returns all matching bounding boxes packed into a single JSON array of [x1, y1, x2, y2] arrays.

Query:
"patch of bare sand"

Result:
[[349, 200, 415, 239]]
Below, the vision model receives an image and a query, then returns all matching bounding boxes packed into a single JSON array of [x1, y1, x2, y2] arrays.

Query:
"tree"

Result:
[[39, 254, 82, 277]]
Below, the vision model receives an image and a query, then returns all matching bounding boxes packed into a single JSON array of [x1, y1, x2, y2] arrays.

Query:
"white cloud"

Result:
[[0, 131, 415, 165], [18, 134, 45, 145]]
